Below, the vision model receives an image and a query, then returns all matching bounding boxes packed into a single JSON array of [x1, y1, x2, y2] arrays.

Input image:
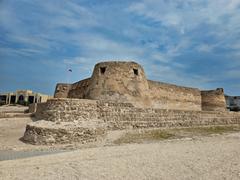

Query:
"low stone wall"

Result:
[[98, 101, 240, 129], [35, 99, 240, 129], [24, 98, 240, 144], [23, 120, 106, 145], [35, 99, 98, 122]]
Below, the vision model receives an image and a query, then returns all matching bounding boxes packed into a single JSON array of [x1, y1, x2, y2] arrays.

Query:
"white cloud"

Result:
[[128, 0, 240, 35]]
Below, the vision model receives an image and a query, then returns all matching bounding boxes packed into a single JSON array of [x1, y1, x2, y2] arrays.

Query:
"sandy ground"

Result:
[[0, 105, 28, 113], [0, 117, 34, 151], [1, 106, 240, 179], [0, 133, 240, 180]]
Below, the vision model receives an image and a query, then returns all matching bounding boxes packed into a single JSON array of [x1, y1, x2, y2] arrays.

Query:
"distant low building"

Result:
[[0, 90, 51, 105], [225, 95, 240, 111]]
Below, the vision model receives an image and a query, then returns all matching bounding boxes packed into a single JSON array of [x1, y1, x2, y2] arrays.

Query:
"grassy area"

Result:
[[113, 129, 175, 145], [113, 125, 240, 145], [179, 126, 240, 135]]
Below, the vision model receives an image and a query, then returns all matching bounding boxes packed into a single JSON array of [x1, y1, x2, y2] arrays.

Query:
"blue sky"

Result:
[[1, 0, 240, 95]]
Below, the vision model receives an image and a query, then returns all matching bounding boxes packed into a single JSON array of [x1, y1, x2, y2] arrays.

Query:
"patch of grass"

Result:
[[179, 125, 240, 135], [113, 129, 175, 145], [113, 125, 240, 145]]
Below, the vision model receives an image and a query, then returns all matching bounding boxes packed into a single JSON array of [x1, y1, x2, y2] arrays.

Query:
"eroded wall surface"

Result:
[[67, 78, 91, 99], [54, 84, 72, 98], [201, 88, 226, 111], [148, 80, 201, 111]]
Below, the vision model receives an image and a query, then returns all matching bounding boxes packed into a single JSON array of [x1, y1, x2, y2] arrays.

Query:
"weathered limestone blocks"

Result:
[[148, 80, 201, 111], [23, 120, 106, 145], [67, 78, 91, 99], [23, 98, 240, 145], [33, 98, 240, 130], [54, 83, 72, 98], [35, 98, 98, 122], [99, 101, 240, 129], [201, 88, 226, 111]]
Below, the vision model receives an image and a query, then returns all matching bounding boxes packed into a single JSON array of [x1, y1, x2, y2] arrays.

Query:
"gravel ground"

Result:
[[0, 105, 28, 113], [1, 133, 240, 180]]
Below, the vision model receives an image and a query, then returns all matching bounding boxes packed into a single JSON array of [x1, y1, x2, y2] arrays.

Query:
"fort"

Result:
[[22, 61, 240, 145]]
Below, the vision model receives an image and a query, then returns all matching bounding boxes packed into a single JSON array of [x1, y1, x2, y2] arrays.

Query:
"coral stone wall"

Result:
[[52, 61, 227, 111], [99, 101, 240, 129], [147, 80, 202, 111], [35, 98, 98, 122], [54, 84, 72, 98], [201, 88, 226, 111], [35, 99, 240, 130], [85, 61, 150, 107], [25, 98, 240, 144], [67, 78, 91, 99]]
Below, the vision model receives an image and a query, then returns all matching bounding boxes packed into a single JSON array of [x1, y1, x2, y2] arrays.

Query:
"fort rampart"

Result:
[[22, 98, 240, 145], [35, 99, 240, 130], [22, 61, 239, 145], [54, 61, 226, 111]]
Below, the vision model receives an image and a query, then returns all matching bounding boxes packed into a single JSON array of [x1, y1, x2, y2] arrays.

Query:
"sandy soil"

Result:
[[0, 133, 240, 180], [1, 106, 240, 179], [0, 117, 33, 151], [0, 105, 28, 113]]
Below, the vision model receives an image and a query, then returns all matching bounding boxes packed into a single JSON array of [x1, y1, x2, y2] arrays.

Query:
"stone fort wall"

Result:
[[35, 98, 240, 130], [201, 88, 227, 111], [24, 98, 239, 144], [54, 61, 226, 111]]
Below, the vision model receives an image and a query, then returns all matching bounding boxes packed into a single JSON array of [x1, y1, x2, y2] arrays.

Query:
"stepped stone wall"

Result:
[[23, 120, 106, 145], [23, 98, 240, 144], [34, 99, 240, 130], [99, 101, 240, 129]]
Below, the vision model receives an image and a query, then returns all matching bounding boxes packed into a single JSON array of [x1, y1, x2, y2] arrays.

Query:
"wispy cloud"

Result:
[[1, 0, 240, 95]]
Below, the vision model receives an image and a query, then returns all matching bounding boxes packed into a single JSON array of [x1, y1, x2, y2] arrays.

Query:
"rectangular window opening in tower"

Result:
[[100, 67, 106, 74], [133, 68, 138, 75]]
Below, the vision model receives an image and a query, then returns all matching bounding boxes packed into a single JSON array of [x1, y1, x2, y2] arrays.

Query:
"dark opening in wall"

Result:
[[133, 68, 138, 75], [10, 96, 16, 104], [28, 96, 34, 104], [100, 67, 106, 74]]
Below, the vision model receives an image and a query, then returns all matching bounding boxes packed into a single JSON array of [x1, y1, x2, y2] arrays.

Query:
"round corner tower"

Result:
[[85, 61, 150, 104]]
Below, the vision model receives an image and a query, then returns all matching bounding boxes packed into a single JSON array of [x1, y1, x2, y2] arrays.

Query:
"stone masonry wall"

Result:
[[201, 88, 226, 111], [54, 84, 72, 98], [24, 98, 240, 144], [148, 80, 202, 111], [35, 98, 98, 122], [35, 99, 240, 130], [98, 101, 240, 130], [67, 78, 91, 99], [53, 61, 227, 111]]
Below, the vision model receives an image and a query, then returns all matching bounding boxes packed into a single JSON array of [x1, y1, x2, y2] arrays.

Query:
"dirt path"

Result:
[[1, 133, 240, 180]]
